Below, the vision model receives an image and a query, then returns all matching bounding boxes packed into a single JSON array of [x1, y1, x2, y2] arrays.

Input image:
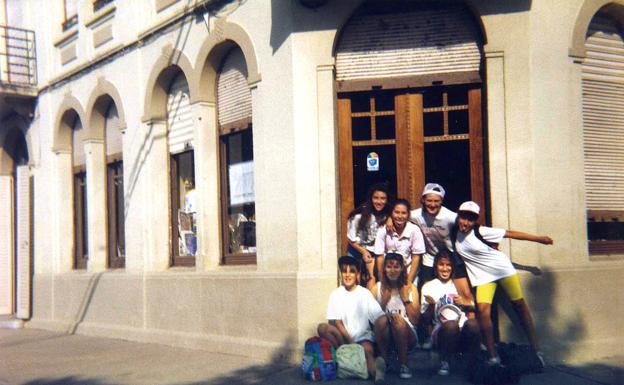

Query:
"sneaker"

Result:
[[421, 337, 433, 350], [374, 357, 386, 384], [438, 360, 450, 376], [487, 356, 502, 366], [399, 364, 412, 379], [536, 351, 545, 368]]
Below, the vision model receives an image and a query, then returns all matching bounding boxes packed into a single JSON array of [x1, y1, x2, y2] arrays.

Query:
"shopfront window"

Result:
[[171, 150, 197, 265]]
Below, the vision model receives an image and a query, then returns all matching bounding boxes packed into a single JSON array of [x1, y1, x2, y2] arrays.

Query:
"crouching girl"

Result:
[[318, 256, 385, 380], [420, 251, 480, 376]]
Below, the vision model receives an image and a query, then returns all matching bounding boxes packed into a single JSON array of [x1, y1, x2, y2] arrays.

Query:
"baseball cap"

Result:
[[458, 201, 480, 215], [338, 255, 360, 270], [422, 183, 446, 198]]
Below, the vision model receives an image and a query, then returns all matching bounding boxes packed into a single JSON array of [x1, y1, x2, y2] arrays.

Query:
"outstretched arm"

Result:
[[505, 230, 553, 245]]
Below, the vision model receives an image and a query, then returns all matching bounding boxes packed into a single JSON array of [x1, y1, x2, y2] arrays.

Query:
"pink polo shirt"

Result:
[[373, 221, 426, 267]]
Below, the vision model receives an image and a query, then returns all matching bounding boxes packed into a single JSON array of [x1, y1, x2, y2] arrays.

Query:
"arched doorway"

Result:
[[0, 126, 30, 319], [336, 1, 487, 252]]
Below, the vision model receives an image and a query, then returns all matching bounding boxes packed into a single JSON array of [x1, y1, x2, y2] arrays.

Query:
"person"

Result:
[[420, 251, 480, 376], [368, 253, 419, 380], [347, 184, 391, 279], [318, 256, 385, 380], [451, 201, 553, 366]]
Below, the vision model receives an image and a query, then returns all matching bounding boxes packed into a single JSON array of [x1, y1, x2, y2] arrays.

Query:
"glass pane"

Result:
[[423, 112, 444, 136], [114, 163, 125, 257], [423, 87, 443, 108], [352, 117, 371, 141], [374, 92, 395, 112], [349, 93, 370, 113], [224, 129, 256, 255], [447, 87, 469, 106], [448, 110, 469, 135], [175, 151, 197, 257], [424, 140, 471, 213], [375, 116, 395, 140]]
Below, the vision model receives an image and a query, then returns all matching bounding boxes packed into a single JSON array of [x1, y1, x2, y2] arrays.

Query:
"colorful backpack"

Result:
[[301, 337, 337, 381]]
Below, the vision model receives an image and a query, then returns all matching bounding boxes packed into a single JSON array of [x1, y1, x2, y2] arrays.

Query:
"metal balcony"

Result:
[[0, 25, 37, 88]]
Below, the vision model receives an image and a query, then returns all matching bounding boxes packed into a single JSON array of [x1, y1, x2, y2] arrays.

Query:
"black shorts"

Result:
[[452, 260, 468, 279]]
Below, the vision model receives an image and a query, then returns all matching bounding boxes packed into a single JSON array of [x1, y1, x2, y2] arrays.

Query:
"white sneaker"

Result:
[[399, 364, 412, 379], [536, 351, 545, 368], [374, 357, 386, 384], [438, 360, 450, 376], [488, 356, 502, 366]]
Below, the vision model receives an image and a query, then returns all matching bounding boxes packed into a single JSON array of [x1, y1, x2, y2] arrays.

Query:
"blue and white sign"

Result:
[[367, 152, 379, 172]]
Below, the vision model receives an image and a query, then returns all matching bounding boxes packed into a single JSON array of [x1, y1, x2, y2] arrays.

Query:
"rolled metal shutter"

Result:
[[335, 5, 481, 86], [105, 103, 122, 157], [72, 118, 86, 167], [15, 165, 30, 319], [217, 47, 252, 131], [582, 11, 624, 211], [167, 73, 193, 154], [0, 175, 13, 315]]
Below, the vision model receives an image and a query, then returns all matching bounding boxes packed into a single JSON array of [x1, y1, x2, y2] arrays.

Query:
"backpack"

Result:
[[301, 337, 337, 381]]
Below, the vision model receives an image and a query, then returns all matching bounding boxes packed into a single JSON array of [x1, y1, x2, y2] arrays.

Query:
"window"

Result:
[[582, 10, 624, 255], [217, 47, 255, 265], [167, 73, 196, 266], [63, 0, 79, 31], [72, 117, 88, 269], [104, 102, 124, 268], [107, 161, 124, 267], [93, 0, 114, 12], [170, 150, 196, 265], [74, 170, 88, 269]]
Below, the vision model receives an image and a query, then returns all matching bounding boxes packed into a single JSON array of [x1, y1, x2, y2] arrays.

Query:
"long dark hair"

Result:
[[348, 183, 391, 234], [381, 252, 407, 288]]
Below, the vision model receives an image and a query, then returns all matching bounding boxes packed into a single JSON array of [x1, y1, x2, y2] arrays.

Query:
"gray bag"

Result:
[[336, 344, 368, 379]]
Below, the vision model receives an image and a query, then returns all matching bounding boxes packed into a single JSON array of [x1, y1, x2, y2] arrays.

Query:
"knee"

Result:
[[317, 323, 328, 336], [464, 319, 480, 335], [442, 320, 460, 335]]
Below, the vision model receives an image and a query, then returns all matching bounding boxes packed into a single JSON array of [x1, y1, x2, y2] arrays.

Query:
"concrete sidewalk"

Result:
[[0, 328, 621, 385]]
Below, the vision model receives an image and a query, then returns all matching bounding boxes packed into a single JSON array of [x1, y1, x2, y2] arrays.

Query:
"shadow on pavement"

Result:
[[553, 361, 624, 385], [22, 377, 116, 385]]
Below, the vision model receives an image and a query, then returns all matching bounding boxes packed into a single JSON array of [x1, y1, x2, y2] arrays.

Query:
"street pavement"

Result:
[[0, 328, 621, 385]]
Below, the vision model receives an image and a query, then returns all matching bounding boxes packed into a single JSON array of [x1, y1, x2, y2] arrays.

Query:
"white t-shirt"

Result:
[[410, 207, 457, 267], [326, 285, 384, 343], [347, 213, 381, 252], [454, 226, 516, 287], [420, 278, 467, 329]]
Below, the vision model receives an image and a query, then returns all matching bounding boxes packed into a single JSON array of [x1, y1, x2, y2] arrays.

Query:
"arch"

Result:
[[331, 0, 488, 57], [85, 78, 127, 141], [142, 45, 195, 122], [52, 94, 86, 153], [570, 0, 624, 58], [193, 19, 261, 104]]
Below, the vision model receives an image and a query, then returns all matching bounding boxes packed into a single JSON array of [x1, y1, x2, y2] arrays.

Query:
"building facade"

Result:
[[0, 0, 623, 362]]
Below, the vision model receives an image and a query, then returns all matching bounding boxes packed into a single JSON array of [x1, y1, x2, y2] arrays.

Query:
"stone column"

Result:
[[191, 101, 220, 270], [54, 150, 74, 273], [84, 139, 107, 272], [0, 173, 14, 314]]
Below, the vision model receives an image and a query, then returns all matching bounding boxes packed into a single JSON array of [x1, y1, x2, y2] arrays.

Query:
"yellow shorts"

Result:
[[476, 274, 524, 304]]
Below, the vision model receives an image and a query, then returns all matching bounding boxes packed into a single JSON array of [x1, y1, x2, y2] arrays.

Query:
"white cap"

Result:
[[458, 201, 480, 215], [422, 183, 445, 198]]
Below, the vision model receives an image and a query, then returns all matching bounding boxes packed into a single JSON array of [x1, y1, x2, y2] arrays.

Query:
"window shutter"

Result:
[[72, 118, 86, 167], [217, 47, 252, 132], [15, 165, 30, 319], [105, 103, 122, 157], [0, 176, 13, 315], [582, 12, 624, 212], [167, 73, 193, 154], [335, 5, 481, 85]]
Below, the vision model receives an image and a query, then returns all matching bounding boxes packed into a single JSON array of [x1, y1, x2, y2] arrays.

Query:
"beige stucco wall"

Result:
[[3, 0, 620, 363]]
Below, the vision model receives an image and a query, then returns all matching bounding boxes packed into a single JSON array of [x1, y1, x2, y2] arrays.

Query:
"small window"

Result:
[[220, 129, 256, 264], [107, 160, 124, 268], [63, 0, 79, 31], [74, 170, 88, 269], [93, 0, 114, 12], [170, 150, 197, 266]]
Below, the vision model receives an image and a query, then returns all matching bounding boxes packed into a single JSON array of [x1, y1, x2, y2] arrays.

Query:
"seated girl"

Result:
[[368, 252, 420, 381], [318, 255, 385, 380], [420, 251, 479, 376]]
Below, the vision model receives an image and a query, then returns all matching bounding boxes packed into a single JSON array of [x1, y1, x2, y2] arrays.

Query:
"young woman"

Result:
[[374, 199, 425, 283], [420, 251, 480, 376], [347, 184, 391, 278], [368, 253, 420, 380], [452, 201, 553, 365], [318, 256, 385, 380]]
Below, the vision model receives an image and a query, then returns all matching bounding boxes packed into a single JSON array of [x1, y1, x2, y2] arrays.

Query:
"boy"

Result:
[[318, 255, 385, 382]]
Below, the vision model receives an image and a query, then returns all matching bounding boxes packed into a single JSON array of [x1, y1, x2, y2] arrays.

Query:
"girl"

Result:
[[374, 199, 425, 283], [420, 251, 479, 376], [369, 253, 419, 380], [347, 184, 391, 279], [452, 201, 553, 366]]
